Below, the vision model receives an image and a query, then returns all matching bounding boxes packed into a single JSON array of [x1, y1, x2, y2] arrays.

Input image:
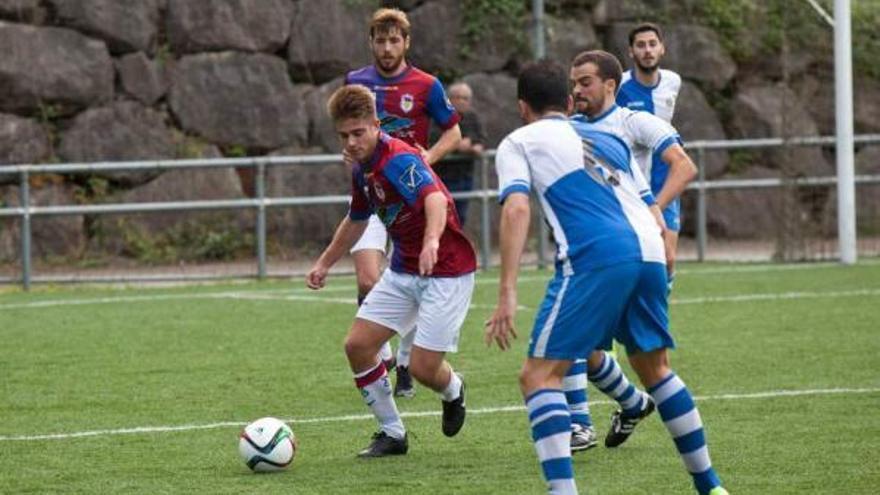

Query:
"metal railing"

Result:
[[1, 134, 879, 289]]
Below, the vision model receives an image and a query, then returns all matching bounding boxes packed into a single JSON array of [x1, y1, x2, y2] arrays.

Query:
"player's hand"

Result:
[[416, 145, 432, 165], [484, 291, 519, 351], [342, 148, 355, 167], [662, 228, 675, 267], [418, 238, 439, 276], [305, 264, 329, 290]]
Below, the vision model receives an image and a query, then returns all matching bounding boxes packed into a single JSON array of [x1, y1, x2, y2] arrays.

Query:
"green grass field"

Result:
[[1, 261, 879, 494]]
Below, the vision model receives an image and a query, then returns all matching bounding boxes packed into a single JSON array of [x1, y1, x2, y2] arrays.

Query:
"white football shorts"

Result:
[[350, 214, 388, 253], [356, 270, 475, 353]]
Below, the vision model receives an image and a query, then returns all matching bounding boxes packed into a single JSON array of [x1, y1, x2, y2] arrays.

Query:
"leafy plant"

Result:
[[695, 0, 879, 80], [459, 0, 527, 59], [119, 216, 254, 264]]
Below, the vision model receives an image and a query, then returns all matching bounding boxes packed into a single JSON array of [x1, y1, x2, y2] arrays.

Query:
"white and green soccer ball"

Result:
[[238, 417, 296, 472]]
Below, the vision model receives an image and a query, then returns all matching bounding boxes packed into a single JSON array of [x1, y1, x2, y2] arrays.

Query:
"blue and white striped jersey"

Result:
[[495, 117, 664, 274], [570, 105, 680, 200], [617, 68, 681, 123]]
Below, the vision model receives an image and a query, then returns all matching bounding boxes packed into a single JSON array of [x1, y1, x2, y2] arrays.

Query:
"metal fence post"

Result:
[[255, 160, 267, 280], [696, 147, 707, 262], [479, 154, 491, 271], [20, 168, 31, 291]]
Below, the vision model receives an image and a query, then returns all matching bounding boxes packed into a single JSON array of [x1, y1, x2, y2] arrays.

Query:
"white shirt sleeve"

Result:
[[625, 111, 680, 154], [495, 136, 532, 204]]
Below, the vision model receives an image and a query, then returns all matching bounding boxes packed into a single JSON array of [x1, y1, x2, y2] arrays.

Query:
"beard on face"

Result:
[[635, 57, 660, 73], [573, 95, 601, 116], [376, 53, 404, 73]]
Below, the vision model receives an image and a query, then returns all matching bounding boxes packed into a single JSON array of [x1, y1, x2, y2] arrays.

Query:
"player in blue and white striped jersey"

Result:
[[617, 23, 681, 124], [484, 59, 725, 495], [560, 49, 699, 453], [571, 49, 695, 276], [615, 24, 686, 283]]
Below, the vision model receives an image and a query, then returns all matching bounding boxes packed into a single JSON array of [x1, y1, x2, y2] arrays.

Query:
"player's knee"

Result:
[[343, 334, 372, 361], [355, 278, 377, 297], [354, 258, 381, 295], [586, 350, 605, 372], [518, 365, 547, 395]]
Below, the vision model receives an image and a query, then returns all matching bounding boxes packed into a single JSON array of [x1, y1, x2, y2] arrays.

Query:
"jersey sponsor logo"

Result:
[[398, 164, 426, 193], [378, 111, 414, 136], [400, 93, 414, 113], [627, 101, 646, 109], [376, 202, 403, 227], [581, 139, 621, 187]]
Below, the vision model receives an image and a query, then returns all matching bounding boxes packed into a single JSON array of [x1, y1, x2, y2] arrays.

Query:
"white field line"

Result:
[[232, 294, 530, 310], [3, 285, 879, 312], [0, 259, 877, 311], [671, 288, 880, 305], [1, 387, 877, 442]]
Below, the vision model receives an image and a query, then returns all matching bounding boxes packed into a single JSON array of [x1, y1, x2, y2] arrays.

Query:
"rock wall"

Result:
[[0, 0, 878, 262]]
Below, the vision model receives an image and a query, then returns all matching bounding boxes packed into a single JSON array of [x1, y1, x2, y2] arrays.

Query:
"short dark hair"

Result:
[[517, 58, 569, 114], [628, 22, 664, 46], [571, 50, 623, 93]]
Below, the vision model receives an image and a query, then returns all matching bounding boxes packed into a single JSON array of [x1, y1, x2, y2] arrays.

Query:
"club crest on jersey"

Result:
[[373, 181, 386, 202], [398, 164, 426, 192], [400, 94, 414, 113]]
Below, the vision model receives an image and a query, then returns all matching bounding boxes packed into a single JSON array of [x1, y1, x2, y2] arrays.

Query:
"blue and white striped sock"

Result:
[[588, 351, 645, 417], [526, 389, 577, 495], [648, 372, 722, 495], [563, 359, 592, 428]]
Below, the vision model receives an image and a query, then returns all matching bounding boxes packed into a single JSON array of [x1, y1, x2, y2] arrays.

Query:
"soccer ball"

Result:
[[238, 417, 296, 472]]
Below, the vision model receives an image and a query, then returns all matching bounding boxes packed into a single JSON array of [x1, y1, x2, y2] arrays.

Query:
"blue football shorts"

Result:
[[663, 197, 681, 232], [528, 261, 674, 360]]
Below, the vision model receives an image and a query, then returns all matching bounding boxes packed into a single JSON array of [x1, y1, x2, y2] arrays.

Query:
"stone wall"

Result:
[[0, 0, 878, 262]]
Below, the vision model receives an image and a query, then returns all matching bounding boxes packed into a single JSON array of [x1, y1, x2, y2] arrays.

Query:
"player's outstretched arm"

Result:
[[425, 124, 462, 165], [485, 192, 530, 351], [418, 191, 448, 276], [655, 144, 697, 210], [306, 216, 368, 290]]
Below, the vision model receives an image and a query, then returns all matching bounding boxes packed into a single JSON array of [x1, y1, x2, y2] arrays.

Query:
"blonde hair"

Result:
[[327, 84, 377, 122], [369, 8, 410, 39]]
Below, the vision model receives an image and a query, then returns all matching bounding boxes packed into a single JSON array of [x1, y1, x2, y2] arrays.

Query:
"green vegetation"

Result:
[[696, 0, 880, 79], [459, 0, 527, 58], [73, 176, 111, 204], [117, 216, 254, 264], [850, 0, 880, 80], [1, 262, 879, 493]]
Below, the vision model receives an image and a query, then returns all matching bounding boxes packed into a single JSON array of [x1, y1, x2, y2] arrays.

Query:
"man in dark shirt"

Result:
[[434, 81, 486, 226]]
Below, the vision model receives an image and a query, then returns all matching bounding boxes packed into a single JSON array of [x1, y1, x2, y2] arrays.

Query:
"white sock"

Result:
[[377, 342, 393, 364], [396, 329, 415, 368], [354, 362, 405, 439], [440, 371, 462, 402]]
